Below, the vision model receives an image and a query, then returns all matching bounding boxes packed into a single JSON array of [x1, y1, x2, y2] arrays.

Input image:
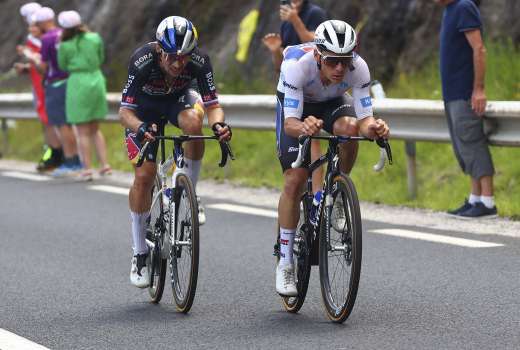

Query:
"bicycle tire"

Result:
[[147, 175, 168, 303], [170, 173, 199, 313], [319, 174, 362, 323], [278, 194, 312, 313]]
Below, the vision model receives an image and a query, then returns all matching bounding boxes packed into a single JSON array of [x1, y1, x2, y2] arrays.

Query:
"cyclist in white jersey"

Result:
[[275, 20, 390, 296]]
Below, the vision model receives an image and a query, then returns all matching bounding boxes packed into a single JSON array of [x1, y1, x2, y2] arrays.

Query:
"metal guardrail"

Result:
[[1, 93, 520, 197]]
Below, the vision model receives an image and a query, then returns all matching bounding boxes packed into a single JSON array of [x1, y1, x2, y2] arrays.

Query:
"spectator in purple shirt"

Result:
[[30, 6, 82, 176]]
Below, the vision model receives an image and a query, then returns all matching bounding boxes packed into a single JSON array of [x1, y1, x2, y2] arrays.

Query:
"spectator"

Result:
[[262, 0, 328, 194], [31, 6, 82, 176], [15, 2, 63, 172], [436, 0, 497, 218], [57, 11, 110, 181]]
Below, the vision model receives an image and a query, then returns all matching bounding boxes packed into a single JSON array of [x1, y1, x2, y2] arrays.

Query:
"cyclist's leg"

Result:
[[126, 127, 160, 253], [324, 95, 359, 174], [170, 89, 205, 188]]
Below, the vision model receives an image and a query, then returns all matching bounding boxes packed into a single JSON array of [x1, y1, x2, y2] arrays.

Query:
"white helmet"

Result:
[[314, 20, 357, 55]]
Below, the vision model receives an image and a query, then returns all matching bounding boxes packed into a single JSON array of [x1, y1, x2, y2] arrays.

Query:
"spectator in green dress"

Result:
[[57, 10, 111, 180]]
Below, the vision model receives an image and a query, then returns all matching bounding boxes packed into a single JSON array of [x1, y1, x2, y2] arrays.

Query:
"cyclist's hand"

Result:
[[212, 122, 232, 142], [302, 116, 323, 136], [368, 119, 390, 139], [136, 122, 157, 143], [262, 33, 282, 52]]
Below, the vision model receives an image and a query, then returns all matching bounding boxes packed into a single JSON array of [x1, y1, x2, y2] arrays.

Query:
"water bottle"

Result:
[[163, 187, 173, 207], [309, 190, 322, 226]]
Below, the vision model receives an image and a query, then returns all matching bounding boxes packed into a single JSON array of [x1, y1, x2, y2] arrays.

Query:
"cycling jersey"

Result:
[[121, 42, 219, 110], [276, 43, 373, 120]]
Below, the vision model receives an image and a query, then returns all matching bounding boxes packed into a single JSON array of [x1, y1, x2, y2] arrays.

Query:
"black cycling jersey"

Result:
[[121, 42, 219, 110]]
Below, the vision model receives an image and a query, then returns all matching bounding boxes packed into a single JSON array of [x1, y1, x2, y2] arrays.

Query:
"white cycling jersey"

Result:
[[276, 43, 373, 120]]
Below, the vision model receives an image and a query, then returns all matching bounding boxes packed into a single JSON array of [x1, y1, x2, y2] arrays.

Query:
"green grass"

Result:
[[2, 40, 519, 218]]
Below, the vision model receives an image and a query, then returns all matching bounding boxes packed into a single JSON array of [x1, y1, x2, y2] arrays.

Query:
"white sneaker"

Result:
[[197, 196, 206, 226], [331, 197, 347, 232], [276, 263, 297, 296], [130, 254, 150, 288]]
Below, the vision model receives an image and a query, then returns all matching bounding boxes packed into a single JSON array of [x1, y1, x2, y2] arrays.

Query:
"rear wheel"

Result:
[[170, 173, 199, 313], [319, 174, 362, 323], [279, 194, 312, 313], [147, 175, 167, 303]]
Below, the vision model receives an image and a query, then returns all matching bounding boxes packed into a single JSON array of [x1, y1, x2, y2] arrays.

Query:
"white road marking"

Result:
[[88, 185, 129, 195], [206, 203, 278, 218], [0, 328, 51, 350], [1, 171, 50, 182], [370, 228, 504, 248]]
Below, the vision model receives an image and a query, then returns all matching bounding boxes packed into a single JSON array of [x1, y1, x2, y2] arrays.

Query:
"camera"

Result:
[[280, 0, 290, 6]]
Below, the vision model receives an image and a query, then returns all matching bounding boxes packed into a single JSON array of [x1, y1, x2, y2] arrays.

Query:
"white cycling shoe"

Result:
[[197, 196, 206, 226], [130, 253, 150, 288], [331, 197, 347, 232], [276, 263, 297, 296]]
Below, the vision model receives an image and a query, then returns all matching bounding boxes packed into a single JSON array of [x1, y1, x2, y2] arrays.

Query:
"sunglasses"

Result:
[[160, 50, 190, 64], [320, 53, 353, 68]]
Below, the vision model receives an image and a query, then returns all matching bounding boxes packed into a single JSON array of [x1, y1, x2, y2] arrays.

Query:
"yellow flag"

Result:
[[235, 9, 260, 63]]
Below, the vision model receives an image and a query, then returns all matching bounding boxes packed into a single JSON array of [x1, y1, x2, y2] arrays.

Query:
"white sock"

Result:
[[130, 211, 149, 255], [468, 193, 480, 205], [279, 227, 295, 266], [173, 158, 201, 189], [480, 195, 495, 209], [184, 158, 201, 188]]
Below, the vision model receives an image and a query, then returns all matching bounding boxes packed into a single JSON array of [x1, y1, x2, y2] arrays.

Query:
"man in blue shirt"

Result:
[[262, 0, 327, 72], [436, 0, 497, 218]]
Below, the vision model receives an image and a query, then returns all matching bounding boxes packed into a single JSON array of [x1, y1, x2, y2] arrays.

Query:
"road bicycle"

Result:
[[274, 134, 392, 323], [136, 126, 234, 313]]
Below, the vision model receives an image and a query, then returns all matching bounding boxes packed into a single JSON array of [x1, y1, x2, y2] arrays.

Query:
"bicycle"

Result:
[[136, 125, 234, 313], [274, 134, 392, 323]]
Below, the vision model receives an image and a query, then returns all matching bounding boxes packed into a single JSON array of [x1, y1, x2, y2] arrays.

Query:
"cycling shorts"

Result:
[[275, 91, 355, 172], [124, 88, 203, 164]]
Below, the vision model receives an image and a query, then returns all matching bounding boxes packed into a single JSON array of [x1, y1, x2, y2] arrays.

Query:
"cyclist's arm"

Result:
[[119, 46, 152, 132]]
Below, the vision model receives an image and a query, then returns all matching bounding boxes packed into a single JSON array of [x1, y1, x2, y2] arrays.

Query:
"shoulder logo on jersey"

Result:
[[134, 52, 153, 69], [284, 43, 314, 61], [360, 96, 372, 108], [284, 98, 299, 109], [191, 53, 205, 66]]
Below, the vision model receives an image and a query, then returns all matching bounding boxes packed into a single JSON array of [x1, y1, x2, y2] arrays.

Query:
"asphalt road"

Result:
[[0, 170, 519, 349]]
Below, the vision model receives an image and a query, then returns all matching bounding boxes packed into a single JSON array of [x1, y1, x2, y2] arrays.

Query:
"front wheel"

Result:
[[319, 174, 362, 323], [170, 173, 199, 313]]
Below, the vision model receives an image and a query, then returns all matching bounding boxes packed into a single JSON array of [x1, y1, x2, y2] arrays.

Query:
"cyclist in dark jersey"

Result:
[[119, 16, 231, 288]]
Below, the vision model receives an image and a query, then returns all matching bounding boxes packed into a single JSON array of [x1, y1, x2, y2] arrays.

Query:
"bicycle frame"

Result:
[[293, 135, 391, 264]]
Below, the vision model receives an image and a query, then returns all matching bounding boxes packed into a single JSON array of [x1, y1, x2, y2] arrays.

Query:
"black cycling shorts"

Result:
[[275, 91, 355, 172], [124, 88, 203, 164]]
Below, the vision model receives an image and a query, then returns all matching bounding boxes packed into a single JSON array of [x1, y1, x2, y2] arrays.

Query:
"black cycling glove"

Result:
[[136, 122, 154, 143], [211, 122, 232, 138]]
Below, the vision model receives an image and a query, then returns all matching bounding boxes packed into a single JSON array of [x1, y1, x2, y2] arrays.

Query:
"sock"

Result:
[[173, 158, 201, 189], [183, 158, 201, 188], [130, 211, 149, 255], [279, 227, 295, 266], [468, 193, 480, 205], [480, 195, 495, 209]]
